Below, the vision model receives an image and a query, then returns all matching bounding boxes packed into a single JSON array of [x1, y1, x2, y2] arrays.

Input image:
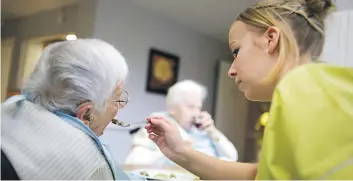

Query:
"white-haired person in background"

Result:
[[1, 39, 139, 180], [125, 80, 238, 165]]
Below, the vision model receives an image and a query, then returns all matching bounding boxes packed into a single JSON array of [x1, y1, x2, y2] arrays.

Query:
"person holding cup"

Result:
[[125, 80, 238, 165]]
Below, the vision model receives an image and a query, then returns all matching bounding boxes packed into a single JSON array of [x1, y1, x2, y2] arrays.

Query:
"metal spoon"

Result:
[[111, 119, 147, 127]]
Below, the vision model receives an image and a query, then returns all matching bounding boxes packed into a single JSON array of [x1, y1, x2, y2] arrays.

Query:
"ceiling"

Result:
[[1, 0, 81, 20], [2, 0, 352, 43], [130, 0, 353, 43], [1, 0, 257, 43], [130, 0, 259, 43]]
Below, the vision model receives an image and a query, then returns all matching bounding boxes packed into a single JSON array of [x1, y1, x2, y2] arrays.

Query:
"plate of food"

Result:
[[129, 169, 199, 180]]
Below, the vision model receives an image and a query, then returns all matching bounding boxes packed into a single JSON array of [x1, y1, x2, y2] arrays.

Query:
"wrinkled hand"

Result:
[[145, 116, 190, 162], [198, 112, 220, 141], [198, 111, 215, 131]]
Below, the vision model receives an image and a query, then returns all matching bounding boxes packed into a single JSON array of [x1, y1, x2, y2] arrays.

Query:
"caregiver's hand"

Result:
[[145, 116, 258, 180], [145, 116, 190, 162]]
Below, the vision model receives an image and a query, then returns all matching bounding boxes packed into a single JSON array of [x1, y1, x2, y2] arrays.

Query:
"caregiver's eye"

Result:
[[232, 48, 239, 57]]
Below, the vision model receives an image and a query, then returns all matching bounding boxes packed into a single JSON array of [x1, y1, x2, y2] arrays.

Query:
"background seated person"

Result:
[[125, 80, 238, 165]]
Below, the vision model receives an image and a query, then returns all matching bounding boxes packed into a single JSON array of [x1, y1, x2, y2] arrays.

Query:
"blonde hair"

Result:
[[236, 0, 335, 84]]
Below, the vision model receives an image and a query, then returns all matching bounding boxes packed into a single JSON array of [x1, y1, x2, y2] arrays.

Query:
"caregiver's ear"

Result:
[[264, 26, 280, 54]]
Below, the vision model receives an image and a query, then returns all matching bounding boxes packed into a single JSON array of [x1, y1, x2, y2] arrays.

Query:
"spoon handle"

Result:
[[111, 119, 147, 127], [129, 120, 148, 125]]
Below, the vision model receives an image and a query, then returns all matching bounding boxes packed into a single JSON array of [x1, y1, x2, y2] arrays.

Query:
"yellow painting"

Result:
[[146, 49, 180, 95]]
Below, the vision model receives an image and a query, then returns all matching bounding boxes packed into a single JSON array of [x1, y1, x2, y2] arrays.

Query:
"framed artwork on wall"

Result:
[[145, 48, 180, 95]]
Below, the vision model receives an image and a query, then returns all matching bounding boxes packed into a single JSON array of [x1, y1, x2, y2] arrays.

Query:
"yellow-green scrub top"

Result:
[[256, 63, 353, 180]]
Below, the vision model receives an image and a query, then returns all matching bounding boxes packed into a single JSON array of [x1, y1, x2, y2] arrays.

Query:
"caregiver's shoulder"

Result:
[[275, 63, 353, 98]]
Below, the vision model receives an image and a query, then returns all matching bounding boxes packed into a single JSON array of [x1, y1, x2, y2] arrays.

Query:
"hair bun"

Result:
[[305, 0, 336, 19]]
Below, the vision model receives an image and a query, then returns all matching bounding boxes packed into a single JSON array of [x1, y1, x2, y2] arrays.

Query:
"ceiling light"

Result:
[[66, 34, 77, 41]]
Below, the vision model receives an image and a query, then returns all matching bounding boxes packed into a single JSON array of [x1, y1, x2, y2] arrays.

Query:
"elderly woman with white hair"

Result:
[[1, 39, 135, 180], [125, 80, 238, 165]]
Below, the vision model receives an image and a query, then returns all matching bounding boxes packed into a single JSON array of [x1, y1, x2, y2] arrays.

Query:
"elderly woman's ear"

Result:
[[76, 102, 93, 126]]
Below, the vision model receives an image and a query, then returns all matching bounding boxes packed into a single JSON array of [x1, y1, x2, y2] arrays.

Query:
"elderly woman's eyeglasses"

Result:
[[114, 90, 129, 109]]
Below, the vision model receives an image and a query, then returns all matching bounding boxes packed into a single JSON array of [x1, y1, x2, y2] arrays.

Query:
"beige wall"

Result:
[[1, 0, 97, 91], [1, 38, 15, 101], [22, 41, 43, 83]]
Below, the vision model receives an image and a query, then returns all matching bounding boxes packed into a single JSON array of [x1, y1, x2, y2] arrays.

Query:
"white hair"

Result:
[[22, 39, 128, 114], [166, 80, 207, 109]]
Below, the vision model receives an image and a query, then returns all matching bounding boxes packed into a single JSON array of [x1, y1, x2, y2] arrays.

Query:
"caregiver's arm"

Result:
[[175, 146, 257, 180], [145, 116, 257, 180]]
